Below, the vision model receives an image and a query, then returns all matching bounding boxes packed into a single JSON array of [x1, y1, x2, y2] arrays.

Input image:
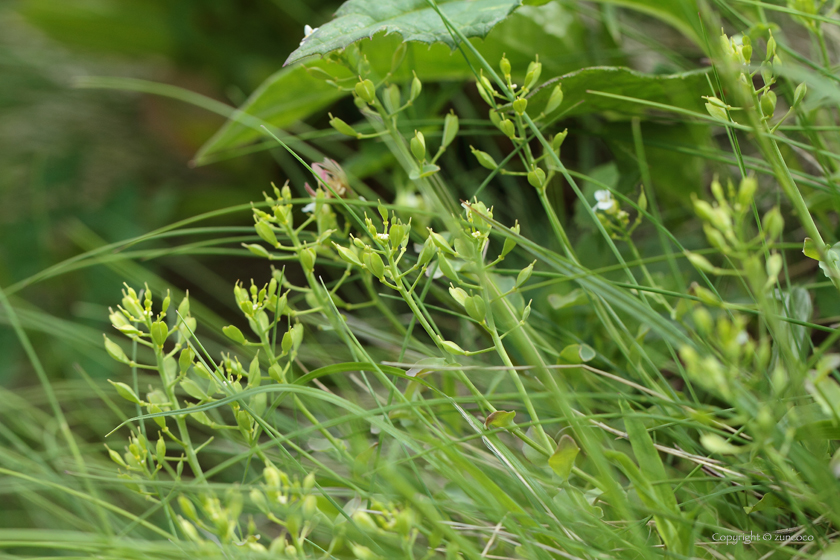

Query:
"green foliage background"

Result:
[[2, 0, 840, 558]]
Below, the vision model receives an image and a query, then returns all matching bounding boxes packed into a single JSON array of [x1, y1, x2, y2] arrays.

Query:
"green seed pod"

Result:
[[441, 111, 459, 149], [501, 221, 520, 257], [148, 403, 165, 428], [255, 220, 278, 247], [410, 73, 422, 102], [692, 307, 713, 335], [692, 284, 721, 307], [150, 321, 169, 348], [513, 98, 528, 115], [300, 248, 317, 272], [428, 230, 454, 254], [464, 295, 486, 323], [760, 90, 776, 117], [248, 355, 261, 387], [499, 54, 511, 77], [223, 325, 246, 344], [354, 79, 376, 104], [516, 261, 535, 287], [692, 197, 717, 224], [244, 243, 270, 258], [523, 61, 542, 90], [766, 35, 776, 60], [476, 81, 493, 105], [488, 109, 502, 128], [104, 336, 130, 364], [367, 251, 386, 279], [383, 84, 400, 114], [302, 495, 318, 519], [180, 378, 209, 401], [470, 146, 497, 170], [794, 82, 807, 106], [389, 223, 406, 250], [737, 175, 758, 207], [329, 113, 359, 138], [334, 243, 362, 267], [552, 129, 568, 151], [410, 130, 426, 161], [449, 285, 468, 306], [544, 84, 564, 115], [437, 255, 459, 281], [527, 168, 546, 189], [290, 323, 304, 351], [704, 98, 729, 121], [685, 251, 716, 273], [762, 206, 784, 239], [418, 237, 436, 266], [109, 380, 142, 404], [766, 253, 782, 281], [499, 119, 516, 138], [281, 330, 293, 355], [440, 339, 467, 355]]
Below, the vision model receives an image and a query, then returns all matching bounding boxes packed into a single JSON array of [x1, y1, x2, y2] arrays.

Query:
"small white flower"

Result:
[[735, 330, 749, 345], [302, 202, 316, 213], [301, 25, 318, 45], [594, 189, 614, 211], [471, 231, 482, 238], [376, 233, 390, 242]]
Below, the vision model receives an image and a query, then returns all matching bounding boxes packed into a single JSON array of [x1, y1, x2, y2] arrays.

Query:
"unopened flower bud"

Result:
[[499, 55, 511, 77]]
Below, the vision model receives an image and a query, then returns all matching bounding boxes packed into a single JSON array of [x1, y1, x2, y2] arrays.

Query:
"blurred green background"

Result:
[[0, 0, 347, 384]]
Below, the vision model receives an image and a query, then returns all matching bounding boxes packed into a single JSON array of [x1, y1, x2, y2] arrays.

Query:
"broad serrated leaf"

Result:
[[285, 0, 522, 66], [527, 67, 709, 119]]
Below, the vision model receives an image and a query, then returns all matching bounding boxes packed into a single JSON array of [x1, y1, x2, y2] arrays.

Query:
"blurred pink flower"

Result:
[[305, 158, 350, 199]]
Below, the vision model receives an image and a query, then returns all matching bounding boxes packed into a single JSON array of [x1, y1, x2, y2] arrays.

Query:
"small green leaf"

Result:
[[744, 492, 787, 514], [559, 343, 595, 364], [548, 289, 588, 310], [484, 410, 516, 429], [548, 434, 580, 480], [700, 433, 745, 455], [803, 237, 822, 261]]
